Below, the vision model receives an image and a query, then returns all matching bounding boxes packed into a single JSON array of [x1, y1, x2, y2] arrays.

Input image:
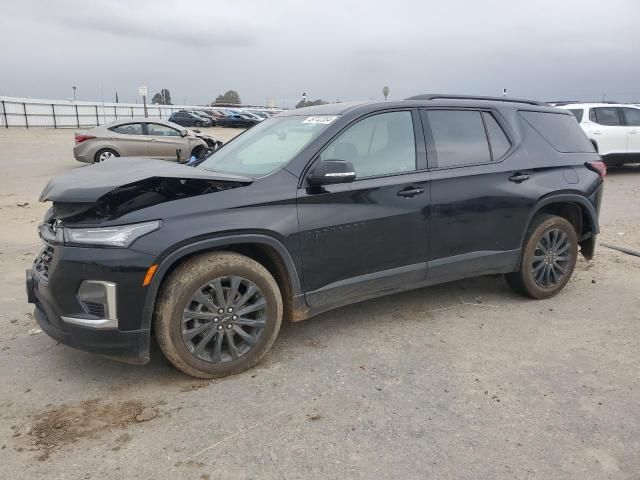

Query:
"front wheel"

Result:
[[505, 214, 578, 299], [154, 252, 283, 378]]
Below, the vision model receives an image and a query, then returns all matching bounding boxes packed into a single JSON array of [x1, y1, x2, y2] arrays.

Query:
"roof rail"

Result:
[[405, 94, 546, 106]]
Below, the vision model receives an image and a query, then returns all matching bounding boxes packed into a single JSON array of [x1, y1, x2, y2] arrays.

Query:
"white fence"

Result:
[[0, 96, 280, 128]]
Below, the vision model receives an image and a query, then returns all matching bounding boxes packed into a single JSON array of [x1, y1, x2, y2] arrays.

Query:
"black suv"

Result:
[[27, 94, 605, 378]]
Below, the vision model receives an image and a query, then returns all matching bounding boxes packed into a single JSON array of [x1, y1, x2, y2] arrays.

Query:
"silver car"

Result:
[[73, 118, 214, 163]]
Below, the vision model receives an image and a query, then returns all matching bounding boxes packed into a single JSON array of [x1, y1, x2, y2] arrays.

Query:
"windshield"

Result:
[[197, 115, 338, 176]]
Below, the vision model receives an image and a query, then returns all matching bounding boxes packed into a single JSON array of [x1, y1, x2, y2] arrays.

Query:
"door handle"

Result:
[[630, 130, 638, 135], [593, 130, 601, 135], [509, 173, 530, 183], [397, 187, 425, 198]]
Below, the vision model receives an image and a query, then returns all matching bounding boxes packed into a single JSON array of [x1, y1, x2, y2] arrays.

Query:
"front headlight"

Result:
[[64, 221, 161, 247]]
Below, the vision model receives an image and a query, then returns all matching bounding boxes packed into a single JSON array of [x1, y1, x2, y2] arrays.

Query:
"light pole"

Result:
[[383, 86, 390, 101], [72, 86, 77, 101]]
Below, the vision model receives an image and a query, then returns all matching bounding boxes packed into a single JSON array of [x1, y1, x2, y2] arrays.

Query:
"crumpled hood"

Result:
[[40, 157, 251, 203]]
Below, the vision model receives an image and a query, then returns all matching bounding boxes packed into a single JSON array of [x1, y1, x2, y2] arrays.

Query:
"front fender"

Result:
[[140, 233, 302, 331]]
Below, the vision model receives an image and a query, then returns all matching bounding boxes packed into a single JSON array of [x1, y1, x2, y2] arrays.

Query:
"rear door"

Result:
[[589, 107, 627, 157], [621, 107, 640, 159], [145, 122, 186, 160], [108, 122, 149, 156], [422, 108, 539, 281], [297, 110, 430, 307]]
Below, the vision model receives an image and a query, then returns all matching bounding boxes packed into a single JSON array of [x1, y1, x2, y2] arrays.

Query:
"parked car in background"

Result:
[[209, 110, 231, 118], [216, 113, 258, 128], [73, 118, 220, 163], [241, 112, 264, 122], [557, 103, 640, 165], [193, 110, 219, 126], [31, 95, 604, 378], [169, 111, 212, 128]]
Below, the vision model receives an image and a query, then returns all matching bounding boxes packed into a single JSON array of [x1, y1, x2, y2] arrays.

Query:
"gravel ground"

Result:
[[0, 128, 639, 479]]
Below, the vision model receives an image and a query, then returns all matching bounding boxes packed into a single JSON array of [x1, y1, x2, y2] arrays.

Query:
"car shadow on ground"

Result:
[[42, 274, 517, 384]]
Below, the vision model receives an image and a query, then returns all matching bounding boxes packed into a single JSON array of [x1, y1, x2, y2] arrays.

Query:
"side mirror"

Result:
[[308, 160, 356, 185], [180, 130, 188, 137]]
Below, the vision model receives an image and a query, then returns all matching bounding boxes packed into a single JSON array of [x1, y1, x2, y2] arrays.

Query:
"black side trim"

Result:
[[427, 249, 520, 280], [305, 262, 427, 308]]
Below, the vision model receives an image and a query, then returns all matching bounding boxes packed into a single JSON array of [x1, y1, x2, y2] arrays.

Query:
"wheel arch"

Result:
[[524, 195, 600, 259], [141, 234, 303, 332]]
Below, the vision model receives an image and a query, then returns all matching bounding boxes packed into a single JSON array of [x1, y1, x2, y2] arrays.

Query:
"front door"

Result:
[[297, 110, 430, 308], [145, 122, 186, 160]]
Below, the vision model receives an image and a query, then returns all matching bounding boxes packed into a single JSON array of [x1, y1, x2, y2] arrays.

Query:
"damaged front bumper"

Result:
[[26, 242, 156, 365]]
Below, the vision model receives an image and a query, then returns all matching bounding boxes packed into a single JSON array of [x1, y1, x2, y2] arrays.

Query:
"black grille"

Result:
[[33, 247, 54, 279], [84, 302, 106, 318]]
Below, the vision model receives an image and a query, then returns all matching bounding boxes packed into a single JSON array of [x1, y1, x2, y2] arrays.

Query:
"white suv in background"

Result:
[[556, 103, 640, 165]]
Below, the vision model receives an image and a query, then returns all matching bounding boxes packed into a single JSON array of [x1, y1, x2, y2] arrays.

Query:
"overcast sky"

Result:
[[1, 0, 639, 107]]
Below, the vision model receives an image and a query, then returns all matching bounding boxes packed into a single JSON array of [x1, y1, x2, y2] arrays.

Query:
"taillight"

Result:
[[75, 134, 96, 144], [586, 161, 606, 178]]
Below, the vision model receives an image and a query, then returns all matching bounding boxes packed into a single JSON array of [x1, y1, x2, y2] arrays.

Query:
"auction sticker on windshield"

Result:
[[303, 116, 338, 124]]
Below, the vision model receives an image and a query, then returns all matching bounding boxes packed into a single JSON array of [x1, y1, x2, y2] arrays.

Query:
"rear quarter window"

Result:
[[519, 111, 594, 153], [568, 109, 584, 122]]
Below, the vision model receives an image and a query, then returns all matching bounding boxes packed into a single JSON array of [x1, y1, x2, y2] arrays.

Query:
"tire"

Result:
[[94, 148, 119, 163], [505, 214, 578, 299], [154, 252, 283, 378]]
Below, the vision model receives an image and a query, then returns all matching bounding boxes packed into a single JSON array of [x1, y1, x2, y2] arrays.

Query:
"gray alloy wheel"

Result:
[[154, 251, 283, 378], [181, 276, 268, 364], [505, 214, 578, 299], [531, 229, 571, 288]]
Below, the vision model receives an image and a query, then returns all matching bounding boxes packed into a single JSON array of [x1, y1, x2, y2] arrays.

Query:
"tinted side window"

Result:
[[427, 110, 490, 167], [147, 123, 180, 136], [320, 111, 416, 178], [593, 107, 621, 126], [519, 111, 594, 153], [482, 112, 511, 159], [109, 123, 144, 135], [568, 109, 584, 122], [622, 107, 640, 126], [589, 109, 596, 122]]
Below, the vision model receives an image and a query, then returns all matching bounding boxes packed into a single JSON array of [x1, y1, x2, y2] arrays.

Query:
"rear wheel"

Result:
[[155, 252, 283, 378], [94, 148, 119, 163], [505, 214, 578, 299]]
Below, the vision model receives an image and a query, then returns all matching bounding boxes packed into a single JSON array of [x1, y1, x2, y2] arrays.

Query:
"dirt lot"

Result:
[[1, 127, 639, 479]]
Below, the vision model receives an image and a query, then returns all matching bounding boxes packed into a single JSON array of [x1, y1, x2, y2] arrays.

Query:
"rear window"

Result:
[[519, 111, 594, 153], [568, 109, 584, 122], [426, 110, 491, 167], [109, 123, 144, 135]]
